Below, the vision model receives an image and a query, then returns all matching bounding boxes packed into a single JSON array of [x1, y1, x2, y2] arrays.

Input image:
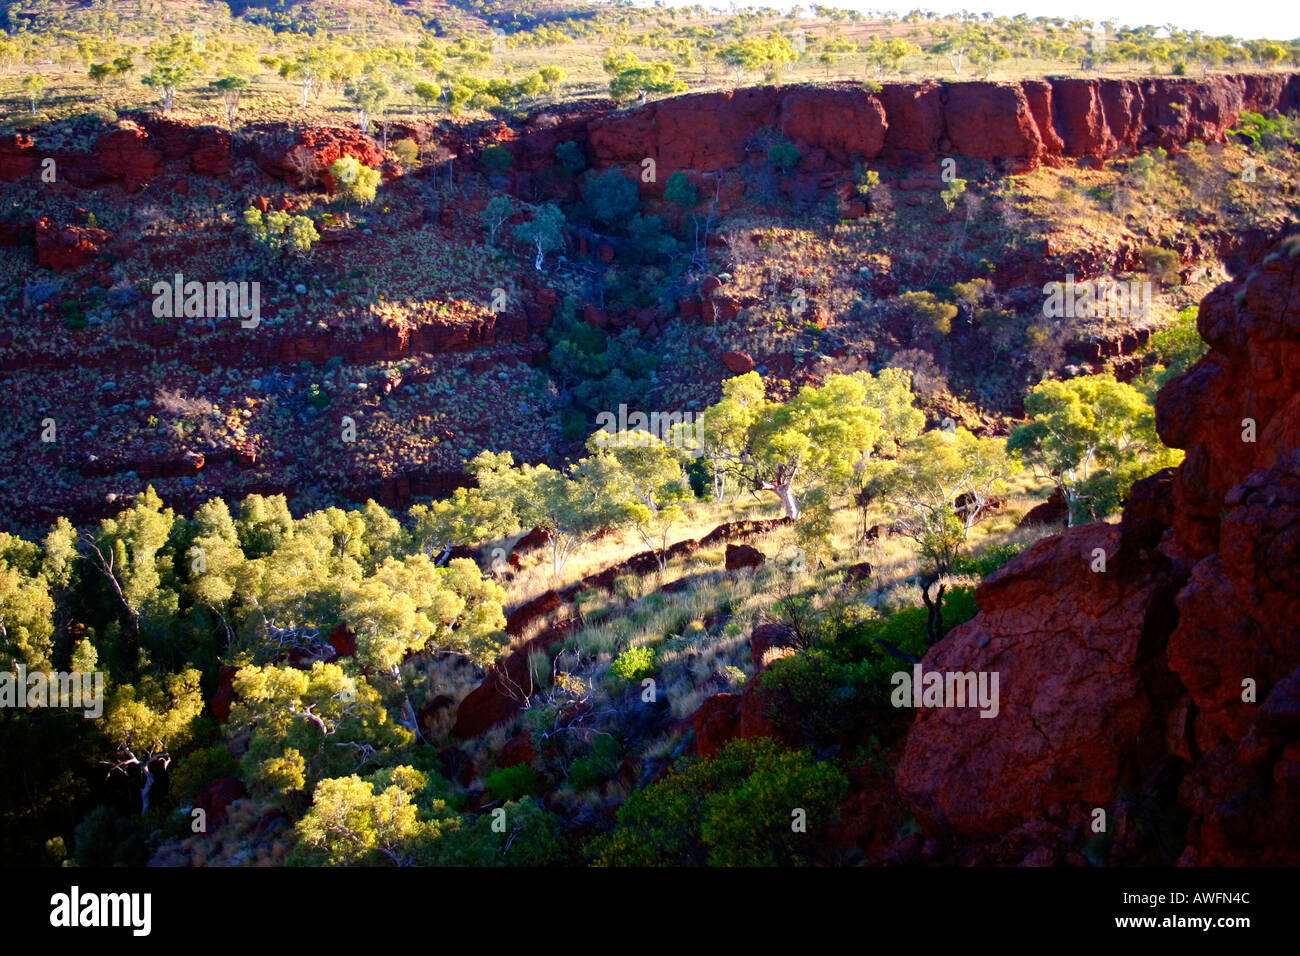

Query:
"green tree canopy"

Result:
[[1008, 373, 1180, 525]]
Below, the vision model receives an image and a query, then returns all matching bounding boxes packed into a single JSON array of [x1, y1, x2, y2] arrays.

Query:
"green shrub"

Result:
[[939, 177, 967, 212], [952, 543, 1028, 578], [61, 301, 87, 330], [484, 763, 545, 801], [243, 207, 321, 255], [760, 650, 873, 746], [390, 138, 419, 166], [305, 383, 329, 409], [329, 156, 381, 206], [438, 798, 573, 866], [567, 735, 622, 790], [481, 144, 514, 173], [83, 105, 118, 125], [554, 140, 586, 174], [587, 738, 847, 866], [898, 290, 958, 336], [582, 168, 640, 229], [663, 170, 697, 207], [1141, 245, 1181, 285], [611, 645, 655, 681], [169, 744, 241, 802], [767, 142, 801, 172]]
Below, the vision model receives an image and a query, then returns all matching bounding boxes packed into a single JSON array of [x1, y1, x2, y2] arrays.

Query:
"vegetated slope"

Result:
[[889, 234, 1300, 865], [1, 74, 1298, 535]]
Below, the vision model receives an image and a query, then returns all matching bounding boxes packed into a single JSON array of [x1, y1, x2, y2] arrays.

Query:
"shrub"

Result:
[[898, 290, 957, 336], [390, 138, 419, 166], [767, 142, 801, 172], [244, 207, 320, 255], [1141, 245, 1181, 285], [582, 168, 640, 229], [329, 156, 381, 207], [587, 738, 847, 866], [567, 735, 622, 790], [663, 170, 697, 207], [611, 645, 655, 681], [1138, 304, 1207, 390], [554, 140, 586, 175], [939, 177, 967, 212], [169, 743, 241, 802], [83, 106, 118, 125], [480, 144, 514, 174], [952, 543, 1028, 578], [437, 798, 572, 866], [305, 383, 329, 409], [760, 650, 873, 746], [484, 763, 545, 801]]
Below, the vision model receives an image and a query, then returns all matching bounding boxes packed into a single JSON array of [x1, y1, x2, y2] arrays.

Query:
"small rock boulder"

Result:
[[725, 543, 765, 571], [750, 622, 800, 671], [721, 350, 755, 374]]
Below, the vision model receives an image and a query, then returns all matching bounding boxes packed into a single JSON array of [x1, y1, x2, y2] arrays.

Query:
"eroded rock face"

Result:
[[579, 73, 1299, 181], [34, 217, 109, 272], [451, 619, 579, 740], [256, 126, 388, 190], [896, 523, 1184, 840], [893, 236, 1300, 865]]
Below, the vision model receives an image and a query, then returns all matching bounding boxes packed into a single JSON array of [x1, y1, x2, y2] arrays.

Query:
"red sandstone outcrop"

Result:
[[575, 73, 1299, 181], [34, 217, 109, 272], [892, 234, 1300, 865], [0, 133, 36, 180], [256, 127, 387, 190], [193, 777, 248, 829], [691, 682, 779, 759], [451, 619, 579, 739], [720, 350, 755, 374]]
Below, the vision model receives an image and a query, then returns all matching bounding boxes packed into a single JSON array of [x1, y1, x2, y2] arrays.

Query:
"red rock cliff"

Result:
[[519, 73, 1300, 182], [893, 232, 1300, 865]]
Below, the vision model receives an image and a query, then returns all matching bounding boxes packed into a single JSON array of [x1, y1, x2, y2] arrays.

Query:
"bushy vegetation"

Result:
[[588, 738, 847, 866]]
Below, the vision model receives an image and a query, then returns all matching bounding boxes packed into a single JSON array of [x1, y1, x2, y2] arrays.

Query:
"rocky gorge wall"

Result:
[[892, 235, 1300, 866], [515, 73, 1300, 184]]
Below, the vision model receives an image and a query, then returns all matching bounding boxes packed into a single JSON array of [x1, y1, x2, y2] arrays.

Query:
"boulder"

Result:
[[497, 731, 539, 769], [452, 619, 578, 739], [210, 664, 241, 724], [720, 350, 755, 375], [750, 622, 800, 671], [693, 693, 741, 759], [505, 589, 562, 636], [34, 217, 109, 272], [895, 522, 1182, 840], [327, 623, 357, 659], [1017, 487, 1067, 527], [725, 543, 765, 571]]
